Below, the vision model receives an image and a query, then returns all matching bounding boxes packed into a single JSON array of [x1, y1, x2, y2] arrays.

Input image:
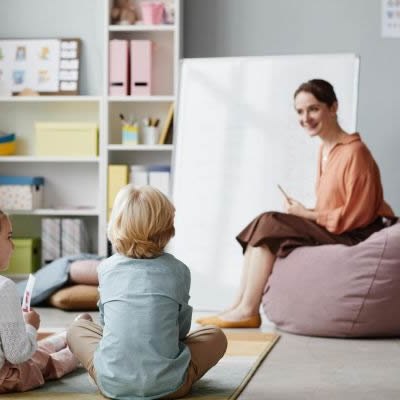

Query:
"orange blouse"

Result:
[[315, 133, 394, 234]]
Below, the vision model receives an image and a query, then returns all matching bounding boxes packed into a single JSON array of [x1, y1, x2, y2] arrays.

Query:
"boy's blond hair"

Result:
[[107, 185, 175, 258]]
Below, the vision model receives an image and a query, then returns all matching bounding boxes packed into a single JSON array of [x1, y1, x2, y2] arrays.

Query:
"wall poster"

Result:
[[0, 38, 80, 95], [382, 0, 400, 38]]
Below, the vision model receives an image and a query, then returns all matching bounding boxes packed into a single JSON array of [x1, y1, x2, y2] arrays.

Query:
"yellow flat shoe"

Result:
[[197, 314, 261, 329], [195, 314, 218, 324]]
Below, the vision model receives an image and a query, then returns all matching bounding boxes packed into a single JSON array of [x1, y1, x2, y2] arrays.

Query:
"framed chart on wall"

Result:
[[0, 38, 81, 95]]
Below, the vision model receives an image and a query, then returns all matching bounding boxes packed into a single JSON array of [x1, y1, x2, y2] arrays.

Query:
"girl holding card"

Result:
[[197, 79, 397, 329], [0, 210, 86, 393]]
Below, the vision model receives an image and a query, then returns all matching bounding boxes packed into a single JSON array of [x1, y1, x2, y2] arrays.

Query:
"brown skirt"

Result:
[[236, 212, 396, 258]]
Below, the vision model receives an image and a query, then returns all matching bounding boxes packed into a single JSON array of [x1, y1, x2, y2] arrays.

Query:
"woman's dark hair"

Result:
[[294, 79, 337, 107]]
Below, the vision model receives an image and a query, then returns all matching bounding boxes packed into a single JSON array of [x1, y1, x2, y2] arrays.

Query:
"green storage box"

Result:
[[5, 238, 41, 275]]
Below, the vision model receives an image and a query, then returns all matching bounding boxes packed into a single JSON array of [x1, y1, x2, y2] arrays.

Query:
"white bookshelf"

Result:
[[103, 0, 181, 256], [0, 0, 181, 257]]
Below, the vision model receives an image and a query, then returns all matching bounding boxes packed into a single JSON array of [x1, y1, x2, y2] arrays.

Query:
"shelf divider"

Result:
[[0, 156, 100, 163], [108, 95, 175, 102], [6, 208, 100, 216], [0, 96, 102, 103], [108, 144, 173, 151], [109, 24, 175, 32]]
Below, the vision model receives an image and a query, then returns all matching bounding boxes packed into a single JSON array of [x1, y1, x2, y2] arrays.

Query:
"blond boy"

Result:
[[67, 185, 227, 399]]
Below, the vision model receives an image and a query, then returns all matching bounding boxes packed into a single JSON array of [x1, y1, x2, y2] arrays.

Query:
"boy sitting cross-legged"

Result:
[[67, 185, 227, 399]]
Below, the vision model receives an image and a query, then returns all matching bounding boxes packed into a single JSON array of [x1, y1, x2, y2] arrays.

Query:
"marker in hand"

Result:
[[277, 184, 292, 204]]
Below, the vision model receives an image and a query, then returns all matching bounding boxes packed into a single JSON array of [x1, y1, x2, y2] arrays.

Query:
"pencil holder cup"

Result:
[[142, 126, 159, 145], [122, 124, 139, 145], [140, 1, 164, 24]]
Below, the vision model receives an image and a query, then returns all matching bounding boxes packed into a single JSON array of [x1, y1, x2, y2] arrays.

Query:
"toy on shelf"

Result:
[[111, 0, 136, 25], [17, 88, 39, 96], [163, 0, 175, 24]]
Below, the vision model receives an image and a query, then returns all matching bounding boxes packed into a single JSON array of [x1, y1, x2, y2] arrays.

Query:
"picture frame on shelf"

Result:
[[0, 38, 81, 96]]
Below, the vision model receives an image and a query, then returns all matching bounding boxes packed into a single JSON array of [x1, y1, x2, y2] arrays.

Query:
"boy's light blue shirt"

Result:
[[94, 252, 192, 400]]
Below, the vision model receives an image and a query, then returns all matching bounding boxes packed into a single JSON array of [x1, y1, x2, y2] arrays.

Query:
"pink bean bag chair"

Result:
[[262, 223, 400, 337]]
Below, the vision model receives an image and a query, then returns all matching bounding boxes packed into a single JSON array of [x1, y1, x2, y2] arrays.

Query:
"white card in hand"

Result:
[[22, 274, 36, 312]]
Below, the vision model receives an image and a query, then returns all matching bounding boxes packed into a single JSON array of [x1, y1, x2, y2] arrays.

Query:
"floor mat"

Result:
[[1, 331, 280, 400]]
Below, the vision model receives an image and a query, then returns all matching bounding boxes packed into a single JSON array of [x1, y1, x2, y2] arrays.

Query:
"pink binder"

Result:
[[109, 39, 129, 96], [130, 40, 152, 96]]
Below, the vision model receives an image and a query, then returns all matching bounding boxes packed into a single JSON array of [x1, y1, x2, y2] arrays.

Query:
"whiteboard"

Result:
[[170, 54, 360, 311]]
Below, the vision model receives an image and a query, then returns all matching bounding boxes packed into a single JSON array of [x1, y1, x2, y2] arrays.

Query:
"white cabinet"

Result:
[[0, 0, 182, 257]]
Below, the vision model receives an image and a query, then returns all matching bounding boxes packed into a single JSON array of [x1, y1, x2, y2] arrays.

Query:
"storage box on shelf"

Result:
[[4, 238, 41, 276], [148, 165, 170, 196], [108, 31, 175, 97], [35, 122, 99, 156], [0, 176, 44, 210], [109, 38, 153, 96], [130, 164, 170, 196]]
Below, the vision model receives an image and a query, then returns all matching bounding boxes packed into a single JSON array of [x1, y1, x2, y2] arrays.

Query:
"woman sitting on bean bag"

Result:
[[197, 79, 397, 329]]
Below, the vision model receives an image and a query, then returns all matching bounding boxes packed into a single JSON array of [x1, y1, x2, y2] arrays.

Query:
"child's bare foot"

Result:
[[50, 347, 79, 377], [74, 313, 93, 322]]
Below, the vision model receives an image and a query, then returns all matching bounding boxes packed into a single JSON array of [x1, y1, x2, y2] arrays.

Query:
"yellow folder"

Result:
[[108, 165, 128, 218]]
